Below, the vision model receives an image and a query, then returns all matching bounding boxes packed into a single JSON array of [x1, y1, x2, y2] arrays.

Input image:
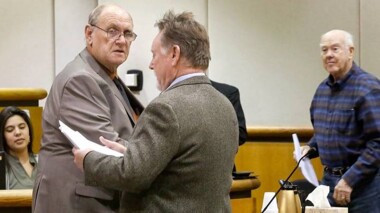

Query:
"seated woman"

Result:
[[0, 106, 37, 189]]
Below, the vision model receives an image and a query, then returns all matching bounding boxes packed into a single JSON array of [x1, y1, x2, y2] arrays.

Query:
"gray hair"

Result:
[[88, 4, 109, 25], [155, 10, 211, 70], [88, 4, 129, 26]]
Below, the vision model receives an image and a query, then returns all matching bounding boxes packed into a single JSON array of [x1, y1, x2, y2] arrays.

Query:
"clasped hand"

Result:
[[72, 136, 126, 171], [333, 179, 352, 206]]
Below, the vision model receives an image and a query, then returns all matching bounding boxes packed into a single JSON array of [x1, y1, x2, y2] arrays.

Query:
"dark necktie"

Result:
[[113, 78, 136, 125]]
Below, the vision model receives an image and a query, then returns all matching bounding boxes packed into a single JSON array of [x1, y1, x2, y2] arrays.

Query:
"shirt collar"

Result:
[[167, 72, 205, 90], [5, 152, 37, 166], [326, 62, 357, 90]]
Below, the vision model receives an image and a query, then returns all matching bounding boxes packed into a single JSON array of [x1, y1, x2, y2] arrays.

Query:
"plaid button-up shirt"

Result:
[[309, 62, 380, 187]]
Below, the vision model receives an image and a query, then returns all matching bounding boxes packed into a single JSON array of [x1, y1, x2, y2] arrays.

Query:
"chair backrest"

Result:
[[292, 179, 317, 207], [0, 151, 6, 189]]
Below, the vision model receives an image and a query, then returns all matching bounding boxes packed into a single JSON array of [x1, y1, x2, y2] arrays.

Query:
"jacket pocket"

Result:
[[75, 182, 114, 200]]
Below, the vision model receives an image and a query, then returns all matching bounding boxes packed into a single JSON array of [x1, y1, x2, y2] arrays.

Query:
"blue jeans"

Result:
[[321, 169, 380, 213]]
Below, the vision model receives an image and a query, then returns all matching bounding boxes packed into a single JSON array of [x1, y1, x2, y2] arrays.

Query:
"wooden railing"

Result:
[[0, 189, 32, 212], [247, 126, 313, 140], [0, 88, 47, 106], [0, 190, 32, 207], [0, 178, 260, 211]]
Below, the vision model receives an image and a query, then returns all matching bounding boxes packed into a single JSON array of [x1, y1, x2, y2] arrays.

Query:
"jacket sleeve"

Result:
[[84, 101, 180, 193]]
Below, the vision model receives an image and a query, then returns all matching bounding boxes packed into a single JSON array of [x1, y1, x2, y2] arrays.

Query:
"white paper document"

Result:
[[292, 133, 319, 187], [59, 120, 123, 157]]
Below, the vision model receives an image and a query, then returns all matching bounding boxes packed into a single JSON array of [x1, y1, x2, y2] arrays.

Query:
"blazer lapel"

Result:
[[79, 49, 137, 125]]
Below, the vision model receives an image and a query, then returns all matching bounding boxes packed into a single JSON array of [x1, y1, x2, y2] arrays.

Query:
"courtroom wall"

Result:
[[1, 0, 380, 127], [0, 0, 54, 106]]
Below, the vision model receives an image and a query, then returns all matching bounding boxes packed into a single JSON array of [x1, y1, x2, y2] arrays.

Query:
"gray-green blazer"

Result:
[[84, 75, 239, 213]]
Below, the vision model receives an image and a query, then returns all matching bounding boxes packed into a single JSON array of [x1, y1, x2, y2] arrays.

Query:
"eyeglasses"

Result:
[[91, 25, 137, 42]]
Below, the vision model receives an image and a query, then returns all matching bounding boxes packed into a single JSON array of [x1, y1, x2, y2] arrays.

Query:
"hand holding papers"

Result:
[[292, 133, 319, 187], [59, 121, 123, 157]]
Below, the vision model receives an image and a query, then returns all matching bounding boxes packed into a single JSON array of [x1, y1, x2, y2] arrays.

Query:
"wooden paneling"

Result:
[[231, 126, 322, 213]]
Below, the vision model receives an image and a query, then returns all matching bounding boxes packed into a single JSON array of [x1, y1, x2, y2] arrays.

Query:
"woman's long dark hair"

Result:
[[0, 106, 34, 154]]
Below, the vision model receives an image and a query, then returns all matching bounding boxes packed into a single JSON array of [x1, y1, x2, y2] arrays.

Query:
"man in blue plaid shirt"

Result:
[[300, 29, 380, 213]]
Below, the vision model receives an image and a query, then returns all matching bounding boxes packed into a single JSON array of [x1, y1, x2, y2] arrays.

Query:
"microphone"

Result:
[[261, 147, 316, 213], [305, 147, 317, 159]]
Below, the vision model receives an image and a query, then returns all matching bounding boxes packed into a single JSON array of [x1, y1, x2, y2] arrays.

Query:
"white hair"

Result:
[[321, 29, 354, 48]]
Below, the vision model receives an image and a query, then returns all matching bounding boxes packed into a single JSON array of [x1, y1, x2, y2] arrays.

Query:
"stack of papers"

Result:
[[59, 120, 123, 157], [292, 133, 319, 187]]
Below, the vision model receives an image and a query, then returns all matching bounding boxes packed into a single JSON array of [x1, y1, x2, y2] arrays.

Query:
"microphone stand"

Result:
[[261, 152, 311, 213]]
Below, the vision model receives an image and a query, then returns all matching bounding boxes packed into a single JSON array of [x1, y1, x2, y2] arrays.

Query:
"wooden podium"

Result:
[[0, 88, 47, 153], [230, 177, 261, 213], [230, 177, 261, 199]]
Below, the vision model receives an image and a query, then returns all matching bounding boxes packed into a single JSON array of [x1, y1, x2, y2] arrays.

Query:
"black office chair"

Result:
[[291, 179, 317, 213], [0, 142, 6, 189]]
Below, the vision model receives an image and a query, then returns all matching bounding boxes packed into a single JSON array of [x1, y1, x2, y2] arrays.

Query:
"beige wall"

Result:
[[208, 0, 361, 127], [54, 0, 97, 75], [360, 0, 380, 74], [0, 0, 54, 105], [99, 0, 209, 105], [1, 0, 380, 127]]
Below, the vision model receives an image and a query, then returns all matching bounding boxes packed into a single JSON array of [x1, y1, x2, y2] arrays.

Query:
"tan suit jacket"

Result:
[[32, 49, 143, 212]]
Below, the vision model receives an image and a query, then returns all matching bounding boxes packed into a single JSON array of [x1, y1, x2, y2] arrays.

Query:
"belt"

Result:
[[324, 166, 349, 176]]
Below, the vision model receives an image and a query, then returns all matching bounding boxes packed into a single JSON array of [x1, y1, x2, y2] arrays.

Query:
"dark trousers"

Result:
[[321, 169, 380, 213]]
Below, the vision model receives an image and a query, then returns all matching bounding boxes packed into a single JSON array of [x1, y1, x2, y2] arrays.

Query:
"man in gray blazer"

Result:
[[33, 4, 143, 212], [73, 10, 239, 212]]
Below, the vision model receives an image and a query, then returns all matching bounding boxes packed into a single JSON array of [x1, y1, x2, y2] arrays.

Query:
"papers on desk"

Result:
[[292, 133, 319, 187], [59, 121, 123, 157]]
